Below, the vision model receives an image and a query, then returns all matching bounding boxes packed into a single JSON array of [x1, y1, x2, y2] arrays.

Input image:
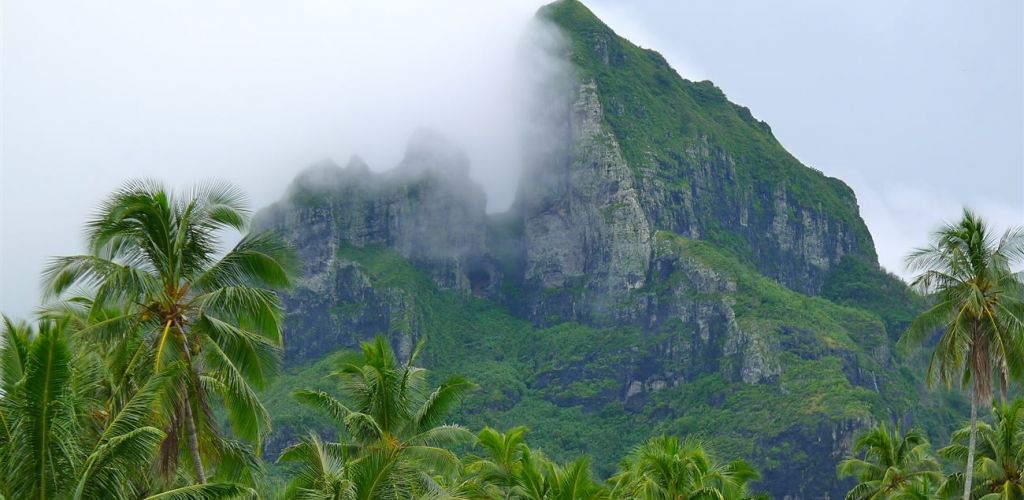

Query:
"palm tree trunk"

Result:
[[179, 333, 207, 484], [963, 388, 977, 500], [182, 391, 207, 484]]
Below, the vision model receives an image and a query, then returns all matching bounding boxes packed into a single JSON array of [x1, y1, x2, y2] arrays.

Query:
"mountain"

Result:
[[254, 1, 962, 496]]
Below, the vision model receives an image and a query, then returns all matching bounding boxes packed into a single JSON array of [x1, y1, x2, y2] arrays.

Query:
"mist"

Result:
[[3, 0, 1022, 317], [2, 0, 551, 316]]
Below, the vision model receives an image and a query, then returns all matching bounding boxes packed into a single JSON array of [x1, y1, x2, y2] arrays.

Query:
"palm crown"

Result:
[[280, 336, 477, 499], [837, 423, 941, 500], [463, 426, 608, 499], [42, 179, 296, 484], [938, 400, 1024, 499], [610, 435, 759, 500], [900, 209, 1024, 402]]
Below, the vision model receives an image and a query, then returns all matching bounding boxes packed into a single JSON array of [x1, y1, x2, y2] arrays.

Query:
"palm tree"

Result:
[[899, 209, 1024, 500], [275, 432, 356, 499], [422, 462, 491, 500], [503, 448, 607, 500], [461, 426, 609, 500], [889, 476, 944, 500], [277, 435, 486, 500], [42, 179, 296, 484], [0, 316, 256, 499], [0, 317, 84, 498], [542, 456, 608, 500], [939, 399, 1024, 499], [465, 426, 530, 498], [610, 435, 759, 500], [837, 423, 942, 500], [283, 336, 477, 499]]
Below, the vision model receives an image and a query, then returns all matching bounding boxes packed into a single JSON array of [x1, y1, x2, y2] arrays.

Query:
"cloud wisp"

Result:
[[2, 0, 552, 316]]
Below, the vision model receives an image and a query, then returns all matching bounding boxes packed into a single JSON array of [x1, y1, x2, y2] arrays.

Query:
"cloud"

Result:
[[2, 0, 1021, 317], [847, 172, 1024, 278], [1, 0, 550, 316]]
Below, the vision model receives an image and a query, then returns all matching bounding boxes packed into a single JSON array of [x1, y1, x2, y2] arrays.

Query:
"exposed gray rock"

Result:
[[255, 131, 501, 359], [258, 130, 494, 296], [517, 81, 652, 324], [251, 4, 927, 498], [634, 135, 867, 296]]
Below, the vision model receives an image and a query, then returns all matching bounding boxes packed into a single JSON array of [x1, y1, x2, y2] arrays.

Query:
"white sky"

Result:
[[2, 0, 1022, 317]]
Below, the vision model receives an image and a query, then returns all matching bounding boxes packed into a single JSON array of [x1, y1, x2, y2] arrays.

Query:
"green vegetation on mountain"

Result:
[[539, 0, 875, 265], [258, 231, 962, 487], [4, 0, 1023, 497], [823, 255, 926, 336], [1, 177, 1021, 499]]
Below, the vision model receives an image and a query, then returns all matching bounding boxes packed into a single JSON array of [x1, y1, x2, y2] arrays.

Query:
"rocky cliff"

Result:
[[257, 131, 502, 359], [256, 2, 960, 497], [528, 0, 876, 304]]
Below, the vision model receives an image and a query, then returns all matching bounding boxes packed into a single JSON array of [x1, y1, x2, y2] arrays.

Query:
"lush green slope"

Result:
[[260, 239, 961, 493], [822, 254, 927, 336], [256, 2, 966, 495]]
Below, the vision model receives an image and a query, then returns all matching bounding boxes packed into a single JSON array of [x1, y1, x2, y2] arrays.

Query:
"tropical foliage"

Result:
[[274, 339, 761, 500], [838, 399, 1024, 500], [899, 209, 1024, 499], [0, 316, 259, 499], [837, 423, 941, 500], [277, 336, 477, 499], [1, 180, 294, 498], [938, 400, 1024, 499], [4, 180, 1024, 499], [40, 180, 297, 485], [610, 435, 760, 500]]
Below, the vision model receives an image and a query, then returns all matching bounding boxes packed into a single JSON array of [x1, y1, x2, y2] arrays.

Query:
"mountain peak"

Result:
[[255, 3, 935, 496], [538, 0, 623, 70], [538, 0, 608, 33], [529, 0, 877, 296]]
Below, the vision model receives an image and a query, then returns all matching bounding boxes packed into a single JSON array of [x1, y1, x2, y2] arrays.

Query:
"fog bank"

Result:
[[2, 0, 550, 316]]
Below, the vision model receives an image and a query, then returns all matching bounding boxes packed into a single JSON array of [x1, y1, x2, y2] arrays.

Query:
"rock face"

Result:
[[505, 0, 876, 332], [517, 80, 652, 324], [255, 2, 950, 498], [644, 233, 782, 387], [256, 130, 501, 359], [536, 0, 876, 298], [636, 137, 869, 296]]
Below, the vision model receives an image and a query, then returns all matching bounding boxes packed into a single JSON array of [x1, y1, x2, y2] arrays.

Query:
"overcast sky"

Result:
[[2, 0, 1021, 317]]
